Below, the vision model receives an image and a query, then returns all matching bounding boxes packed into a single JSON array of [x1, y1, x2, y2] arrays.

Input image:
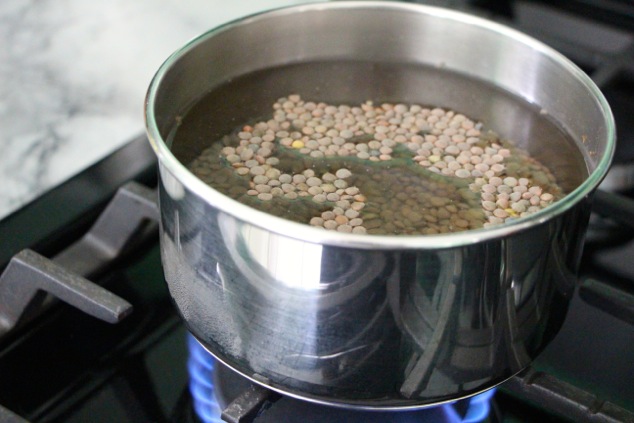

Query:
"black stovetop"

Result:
[[2, 2, 634, 422]]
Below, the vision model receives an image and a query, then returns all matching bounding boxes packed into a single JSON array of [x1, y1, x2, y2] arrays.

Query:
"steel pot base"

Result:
[[159, 192, 579, 407], [190, 332, 525, 411]]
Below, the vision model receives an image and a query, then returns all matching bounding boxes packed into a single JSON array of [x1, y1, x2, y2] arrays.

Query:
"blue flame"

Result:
[[463, 388, 497, 422], [187, 335, 223, 423], [187, 334, 494, 423], [420, 389, 496, 423]]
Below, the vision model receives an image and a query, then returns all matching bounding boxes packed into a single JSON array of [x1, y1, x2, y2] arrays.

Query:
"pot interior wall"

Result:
[[168, 59, 587, 195], [152, 2, 610, 184]]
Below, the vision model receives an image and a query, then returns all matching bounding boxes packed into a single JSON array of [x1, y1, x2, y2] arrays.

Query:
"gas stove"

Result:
[[2, 1, 634, 422]]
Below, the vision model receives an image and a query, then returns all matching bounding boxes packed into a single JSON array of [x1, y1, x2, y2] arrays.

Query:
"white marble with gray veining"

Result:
[[0, 0, 312, 219]]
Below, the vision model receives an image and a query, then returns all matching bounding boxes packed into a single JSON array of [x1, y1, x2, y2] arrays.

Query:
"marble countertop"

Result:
[[0, 0, 314, 219]]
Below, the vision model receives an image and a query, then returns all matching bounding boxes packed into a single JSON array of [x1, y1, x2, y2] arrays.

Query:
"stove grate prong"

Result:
[[0, 249, 132, 337], [220, 384, 282, 423]]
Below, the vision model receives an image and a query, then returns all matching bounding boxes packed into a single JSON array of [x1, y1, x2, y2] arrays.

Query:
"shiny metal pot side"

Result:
[[145, 2, 615, 409]]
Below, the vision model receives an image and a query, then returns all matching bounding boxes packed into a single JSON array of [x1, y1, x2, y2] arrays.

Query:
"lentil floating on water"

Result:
[[188, 95, 563, 235]]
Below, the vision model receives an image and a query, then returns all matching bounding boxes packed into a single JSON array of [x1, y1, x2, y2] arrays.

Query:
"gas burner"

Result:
[[187, 334, 496, 423]]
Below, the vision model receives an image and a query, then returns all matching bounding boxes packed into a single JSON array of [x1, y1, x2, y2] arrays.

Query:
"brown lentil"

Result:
[[189, 95, 563, 235]]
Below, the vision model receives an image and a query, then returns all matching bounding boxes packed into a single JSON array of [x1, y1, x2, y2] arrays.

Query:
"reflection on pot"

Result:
[[217, 214, 399, 396], [158, 180, 583, 408], [396, 219, 578, 400]]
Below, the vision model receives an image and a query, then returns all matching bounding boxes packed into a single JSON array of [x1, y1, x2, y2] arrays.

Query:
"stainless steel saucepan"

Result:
[[144, 1, 615, 409]]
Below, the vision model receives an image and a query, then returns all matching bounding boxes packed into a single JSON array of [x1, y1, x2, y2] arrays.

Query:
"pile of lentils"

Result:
[[188, 95, 562, 235]]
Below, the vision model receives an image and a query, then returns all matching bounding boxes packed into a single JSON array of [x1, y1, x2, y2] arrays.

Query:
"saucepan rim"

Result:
[[145, 0, 615, 250]]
